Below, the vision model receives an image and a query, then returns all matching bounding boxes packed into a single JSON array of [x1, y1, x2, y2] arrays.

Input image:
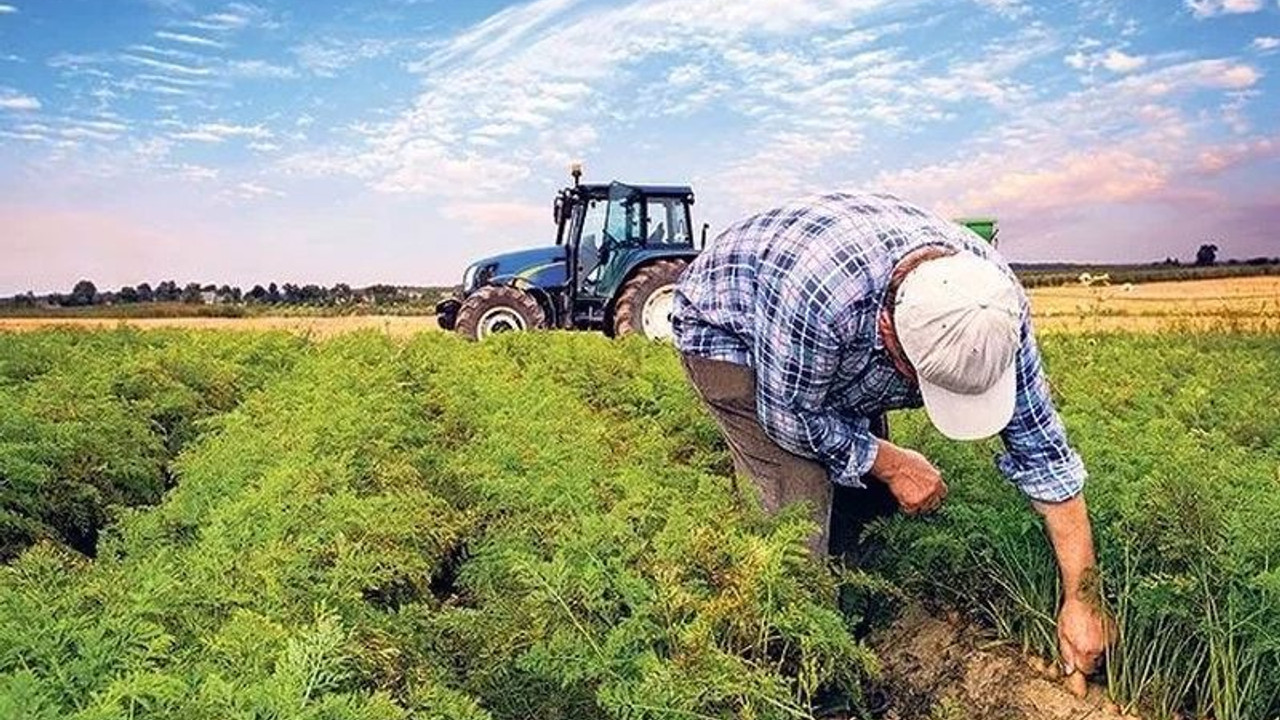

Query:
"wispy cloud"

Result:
[[0, 4, 16, 14], [171, 122, 272, 142], [1252, 36, 1280, 52], [187, 3, 272, 32], [0, 88, 40, 111], [224, 180, 284, 200], [122, 54, 212, 76], [1185, 0, 1264, 18], [155, 30, 227, 49], [293, 38, 401, 77], [226, 59, 297, 79]]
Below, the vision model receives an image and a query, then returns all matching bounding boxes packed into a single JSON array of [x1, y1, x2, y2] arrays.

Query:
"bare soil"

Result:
[[870, 606, 1134, 720]]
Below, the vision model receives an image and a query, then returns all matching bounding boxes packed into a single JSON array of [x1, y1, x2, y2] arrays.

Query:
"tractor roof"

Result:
[[577, 182, 694, 198]]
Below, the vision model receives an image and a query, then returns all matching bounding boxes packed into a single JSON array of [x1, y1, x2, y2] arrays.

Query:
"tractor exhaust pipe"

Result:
[[570, 162, 582, 187]]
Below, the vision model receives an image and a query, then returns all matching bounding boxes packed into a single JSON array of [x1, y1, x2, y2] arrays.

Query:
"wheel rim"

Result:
[[640, 285, 676, 341], [478, 307, 526, 338]]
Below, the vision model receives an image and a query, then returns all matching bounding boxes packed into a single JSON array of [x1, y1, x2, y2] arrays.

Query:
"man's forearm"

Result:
[[1033, 494, 1098, 602]]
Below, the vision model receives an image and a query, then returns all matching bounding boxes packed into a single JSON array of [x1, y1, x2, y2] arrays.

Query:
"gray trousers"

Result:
[[680, 353, 898, 558], [681, 353, 835, 555]]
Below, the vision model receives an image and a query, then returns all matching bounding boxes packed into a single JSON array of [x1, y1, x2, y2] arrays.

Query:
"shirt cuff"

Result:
[[996, 449, 1087, 503], [830, 434, 878, 488]]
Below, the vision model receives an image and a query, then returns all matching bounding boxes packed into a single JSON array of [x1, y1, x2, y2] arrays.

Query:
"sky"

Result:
[[1, 0, 1278, 294]]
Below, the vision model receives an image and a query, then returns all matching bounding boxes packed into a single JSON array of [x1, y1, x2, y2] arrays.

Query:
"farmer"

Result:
[[671, 191, 1109, 689]]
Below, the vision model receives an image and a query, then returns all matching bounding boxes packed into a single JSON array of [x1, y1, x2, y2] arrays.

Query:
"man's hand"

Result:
[[871, 440, 947, 515], [1058, 596, 1110, 677]]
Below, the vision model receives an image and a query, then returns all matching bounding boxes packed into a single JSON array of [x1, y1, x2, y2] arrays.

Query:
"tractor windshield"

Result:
[[604, 183, 644, 247]]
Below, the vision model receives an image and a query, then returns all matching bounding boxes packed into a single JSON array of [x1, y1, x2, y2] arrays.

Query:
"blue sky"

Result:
[[1, 0, 1278, 294]]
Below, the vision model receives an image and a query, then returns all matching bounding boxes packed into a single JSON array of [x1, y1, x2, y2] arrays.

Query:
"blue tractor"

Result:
[[437, 166, 704, 340]]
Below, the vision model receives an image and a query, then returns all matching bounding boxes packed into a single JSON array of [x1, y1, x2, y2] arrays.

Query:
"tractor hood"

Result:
[[465, 245, 567, 291]]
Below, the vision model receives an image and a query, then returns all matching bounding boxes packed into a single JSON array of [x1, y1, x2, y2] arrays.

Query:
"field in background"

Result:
[[2, 276, 1278, 337]]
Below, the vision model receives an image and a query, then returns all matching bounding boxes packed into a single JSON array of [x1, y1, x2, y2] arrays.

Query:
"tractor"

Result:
[[437, 165, 1000, 341], [437, 165, 701, 341]]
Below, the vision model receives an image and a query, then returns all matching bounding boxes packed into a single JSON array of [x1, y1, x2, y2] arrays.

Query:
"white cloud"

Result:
[[227, 59, 298, 79], [1101, 49, 1147, 73], [0, 89, 40, 110], [225, 181, 284, 200], [293, 38, 400, 77], [175, 163, 220, 180], [1252, 36, 1280, 52], [973, 0, 1028, 17], [123, 54, 211, 76], [155, 31, 226, 49], [247, 141, 281, 152], [0, 4, 17, 14], [1185, 0, 1263, 18], [171, 122, 272, 142]]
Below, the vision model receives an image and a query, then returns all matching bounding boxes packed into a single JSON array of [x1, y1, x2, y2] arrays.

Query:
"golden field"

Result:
[[1, 276, 1277, 337]]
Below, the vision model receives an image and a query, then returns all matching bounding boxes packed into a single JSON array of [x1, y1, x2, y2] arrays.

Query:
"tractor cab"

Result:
[[554, 178, 699, 331]]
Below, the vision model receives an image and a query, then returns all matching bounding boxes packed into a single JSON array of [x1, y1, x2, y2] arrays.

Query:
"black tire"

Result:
[[455, 285, 546, 341], [612, 259, 688, 340]]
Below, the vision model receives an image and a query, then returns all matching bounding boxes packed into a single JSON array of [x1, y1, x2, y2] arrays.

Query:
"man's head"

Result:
[[891, 252, 1023, 440]]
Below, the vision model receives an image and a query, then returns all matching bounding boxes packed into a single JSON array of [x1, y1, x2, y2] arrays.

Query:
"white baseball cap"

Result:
[[894, 252, 1023, 440]]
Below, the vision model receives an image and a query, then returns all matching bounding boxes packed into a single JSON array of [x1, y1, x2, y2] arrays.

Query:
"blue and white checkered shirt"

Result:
[[672, 191, 1086, 503]]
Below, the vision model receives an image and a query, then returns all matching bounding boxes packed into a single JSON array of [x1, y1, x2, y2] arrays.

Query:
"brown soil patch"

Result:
[[870, 606, 1133, 720]]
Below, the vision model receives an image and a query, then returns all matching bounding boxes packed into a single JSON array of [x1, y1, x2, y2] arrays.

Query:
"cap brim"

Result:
[[918, 361, 1017, 441]]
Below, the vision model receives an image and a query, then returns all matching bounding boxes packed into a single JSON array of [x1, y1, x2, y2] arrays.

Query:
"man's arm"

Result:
[[999, 319, 1108, 687]]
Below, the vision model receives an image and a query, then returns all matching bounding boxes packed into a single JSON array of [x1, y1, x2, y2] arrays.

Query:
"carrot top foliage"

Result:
[[0, 328, 1275, 719]]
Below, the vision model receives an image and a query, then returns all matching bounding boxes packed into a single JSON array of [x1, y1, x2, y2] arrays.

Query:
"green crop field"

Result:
[[0, 329, 1276, 720]]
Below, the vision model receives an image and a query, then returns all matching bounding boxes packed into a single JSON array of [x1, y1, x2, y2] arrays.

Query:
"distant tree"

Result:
[[136, 282, 155, 303], [155, 281, 180, 302], [181, 283, 204, 304], [11, 292, 36, 308], [364, 284, 400, 305], [298, 284, 326, 305], [282, 283, 300, 304], [118, 286, 139, 303], [68, 280, 98, 307], [331, 283, 353, 305], [1196, 243, 1219, 267], [247, 285, 267, 303], [230, 286, 243, 303], [267, 283, 282, 303]]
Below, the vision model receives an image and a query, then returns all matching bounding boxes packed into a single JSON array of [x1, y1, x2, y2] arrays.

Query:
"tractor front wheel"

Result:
[[613, 259, 688, 341], [455, 285, 546, 341]]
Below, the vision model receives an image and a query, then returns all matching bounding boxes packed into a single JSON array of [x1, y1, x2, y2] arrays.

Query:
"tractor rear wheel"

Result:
[[455, 285, 546, 341], [613, 259, 688, 341]]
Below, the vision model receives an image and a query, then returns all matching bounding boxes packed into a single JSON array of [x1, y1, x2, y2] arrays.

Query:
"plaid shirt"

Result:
[[672, 191, 1086, 503]]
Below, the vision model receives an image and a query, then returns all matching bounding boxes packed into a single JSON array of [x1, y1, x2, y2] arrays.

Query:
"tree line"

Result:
[[4, 280, 456, 308]]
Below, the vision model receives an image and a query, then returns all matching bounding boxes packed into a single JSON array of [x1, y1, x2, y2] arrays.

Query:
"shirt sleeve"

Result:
[[996, 318, 1087, 503], [752, 306, 878, 488]]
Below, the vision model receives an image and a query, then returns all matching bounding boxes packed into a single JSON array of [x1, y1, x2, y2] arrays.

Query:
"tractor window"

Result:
[[645, 197, 690, 245], [604, 184, 643, 247], [579, 199, 608, 250]]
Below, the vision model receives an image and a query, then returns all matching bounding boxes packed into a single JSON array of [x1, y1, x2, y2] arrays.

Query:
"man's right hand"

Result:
[[871, 440, 948, 515]]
